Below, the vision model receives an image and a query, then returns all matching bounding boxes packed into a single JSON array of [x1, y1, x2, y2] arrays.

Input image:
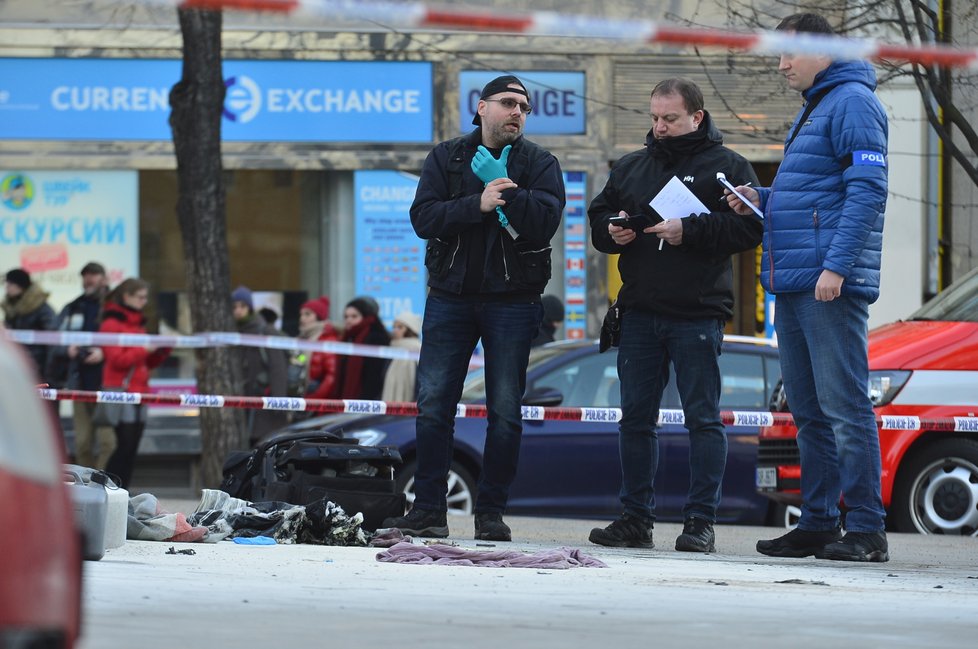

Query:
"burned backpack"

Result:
[[220, 428, 405, 531]]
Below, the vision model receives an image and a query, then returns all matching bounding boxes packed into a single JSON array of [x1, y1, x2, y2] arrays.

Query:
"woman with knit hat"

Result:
[[382, 311, 423, 402], [296, 295, 339, 399], [332, 297, 391, 400], [232, 285, 289, 446]]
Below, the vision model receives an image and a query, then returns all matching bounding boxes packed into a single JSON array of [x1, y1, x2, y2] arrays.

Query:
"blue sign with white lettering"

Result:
[[852, 150, 886, 167], [459, 71, 585, 135], [353, 171, 426, 330], [0, 58, 432, 142]]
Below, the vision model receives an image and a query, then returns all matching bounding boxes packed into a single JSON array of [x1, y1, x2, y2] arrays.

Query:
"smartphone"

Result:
[[608, 213, 654, 232]]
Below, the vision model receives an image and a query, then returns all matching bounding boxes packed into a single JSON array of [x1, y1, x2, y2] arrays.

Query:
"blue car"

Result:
[[281, 336, 782, 524]]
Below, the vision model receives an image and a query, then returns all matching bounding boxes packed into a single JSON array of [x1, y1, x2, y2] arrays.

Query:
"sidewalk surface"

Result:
[[77, 498, 978, 649]]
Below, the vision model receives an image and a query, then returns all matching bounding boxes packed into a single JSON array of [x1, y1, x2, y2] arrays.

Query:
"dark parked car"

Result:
[[282, 335, 783, 525]]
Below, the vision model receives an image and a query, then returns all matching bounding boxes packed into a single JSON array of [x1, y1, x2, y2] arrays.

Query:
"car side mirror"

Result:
[[522, 387, 564, 407]]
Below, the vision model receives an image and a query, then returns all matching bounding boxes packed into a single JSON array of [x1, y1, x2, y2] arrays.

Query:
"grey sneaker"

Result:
[[756, 527, 842, 558], [675, 517, 716, 553], [474, 512, 512, 541], [588, 514, 654, 548], [821, 531, 889, 562], [380, 508, 449, 538]]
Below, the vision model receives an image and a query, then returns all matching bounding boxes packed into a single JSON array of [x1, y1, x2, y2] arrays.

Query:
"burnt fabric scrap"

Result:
[[186, 488, 368, 546], [369, 527, 411, 548], [376, 542, 608, 569], [128, 493, 210, 543]]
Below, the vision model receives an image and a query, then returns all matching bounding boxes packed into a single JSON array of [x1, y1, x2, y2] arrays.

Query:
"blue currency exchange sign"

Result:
[[0, 58, 432, 143]]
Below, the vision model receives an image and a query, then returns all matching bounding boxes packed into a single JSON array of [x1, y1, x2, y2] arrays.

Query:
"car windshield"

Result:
[[909, 266, 978, 322], [459, 345, 572, 403]]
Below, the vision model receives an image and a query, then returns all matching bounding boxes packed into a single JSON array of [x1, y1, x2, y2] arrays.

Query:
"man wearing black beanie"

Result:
[[384, 75, 565, 541], [3, 267, 56, 379]]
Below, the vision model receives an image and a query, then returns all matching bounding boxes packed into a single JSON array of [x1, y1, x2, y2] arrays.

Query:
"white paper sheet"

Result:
[[648, 176, 709, 220]]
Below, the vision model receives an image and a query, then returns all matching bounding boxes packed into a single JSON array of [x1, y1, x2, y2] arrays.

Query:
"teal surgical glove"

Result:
[[470, 145, 516, 235], [471, 144, 511, 184]]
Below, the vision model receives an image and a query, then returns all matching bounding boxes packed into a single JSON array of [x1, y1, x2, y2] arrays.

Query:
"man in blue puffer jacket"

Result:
[[728, 13, 889, 562]]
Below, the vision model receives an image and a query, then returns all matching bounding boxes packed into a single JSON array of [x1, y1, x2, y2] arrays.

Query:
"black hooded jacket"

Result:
[[588, 112, 762, 320]]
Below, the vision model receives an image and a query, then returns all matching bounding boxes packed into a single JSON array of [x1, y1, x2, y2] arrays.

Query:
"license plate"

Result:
[[756, 467, 777, 489]]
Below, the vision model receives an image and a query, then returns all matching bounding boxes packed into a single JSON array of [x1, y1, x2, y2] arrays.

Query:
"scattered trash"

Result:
[[476, 543, 496, 547], [887, 574, 900, 577], [165, 546, 196, 555], [775, 579, 829, 586], [422, 539, 459, 547], [369, 528, 409, 548], [232, 536, 277, 545], [709, 580, 728, 586], [934, 585, 944, 589]]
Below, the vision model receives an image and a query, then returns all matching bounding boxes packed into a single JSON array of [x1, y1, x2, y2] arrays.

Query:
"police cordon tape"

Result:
[[142, 0, 978, 69], [4, 328, 435, 364], [36, 387, 978, 431]]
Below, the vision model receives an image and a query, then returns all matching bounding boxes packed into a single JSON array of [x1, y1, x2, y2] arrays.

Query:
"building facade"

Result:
[[0, 1, 930, 370]]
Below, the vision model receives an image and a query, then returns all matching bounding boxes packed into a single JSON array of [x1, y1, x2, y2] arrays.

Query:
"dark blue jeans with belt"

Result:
[[617, 309, 726, 523], [411, 294, 543, 514]]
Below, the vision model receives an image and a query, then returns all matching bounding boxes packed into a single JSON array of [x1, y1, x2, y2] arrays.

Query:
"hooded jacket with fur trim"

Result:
[[2, 283, 56, 376]]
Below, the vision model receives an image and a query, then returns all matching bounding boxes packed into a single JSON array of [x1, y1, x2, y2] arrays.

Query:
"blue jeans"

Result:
[[617, 310, 726, 523], [412, 294, 543, 513], [775, 292, 886, 532]]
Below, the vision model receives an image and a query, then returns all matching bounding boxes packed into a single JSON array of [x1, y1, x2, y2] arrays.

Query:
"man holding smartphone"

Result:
[[587, 78, 762, 552], [727, 14, 890, 562]]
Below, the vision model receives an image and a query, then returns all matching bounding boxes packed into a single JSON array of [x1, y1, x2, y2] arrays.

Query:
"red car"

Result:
[[0, 337, 82, 647], [757, 266, 978, 536]]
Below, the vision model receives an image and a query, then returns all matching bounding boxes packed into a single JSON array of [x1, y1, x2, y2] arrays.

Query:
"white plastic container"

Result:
[[92, 472, 128, 549], [66, 469, 107, 561]]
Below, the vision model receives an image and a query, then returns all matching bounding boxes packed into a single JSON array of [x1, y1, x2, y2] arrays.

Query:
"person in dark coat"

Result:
[[383, 74, 565, 543], [332, 297, 390, 400], [47, 262, 114, 469], [2, 267, 56, 381], [232, 285, 289, 447], [587, 78, 762, 554]]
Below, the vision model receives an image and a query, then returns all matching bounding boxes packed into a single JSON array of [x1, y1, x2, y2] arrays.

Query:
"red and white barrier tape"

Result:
[[37, 388, 978, 431], [4, 328, 430, 364], [133, 0, 978, 69]]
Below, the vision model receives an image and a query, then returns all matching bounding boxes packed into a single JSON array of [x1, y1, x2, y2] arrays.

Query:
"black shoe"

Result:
[[821, 531, 889, 563], [675, 517, 716, 553], [588, 514, 654, 548], [756, 527, 842, 558], [474, 512, 512, 541], [380, 508, 449, 538]]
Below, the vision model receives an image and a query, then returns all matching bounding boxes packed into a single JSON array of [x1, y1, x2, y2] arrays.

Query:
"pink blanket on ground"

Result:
[[376, 541, 608, 569]]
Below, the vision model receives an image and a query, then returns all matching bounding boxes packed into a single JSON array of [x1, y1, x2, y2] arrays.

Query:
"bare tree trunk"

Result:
[[169, 7, 245, 488]]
